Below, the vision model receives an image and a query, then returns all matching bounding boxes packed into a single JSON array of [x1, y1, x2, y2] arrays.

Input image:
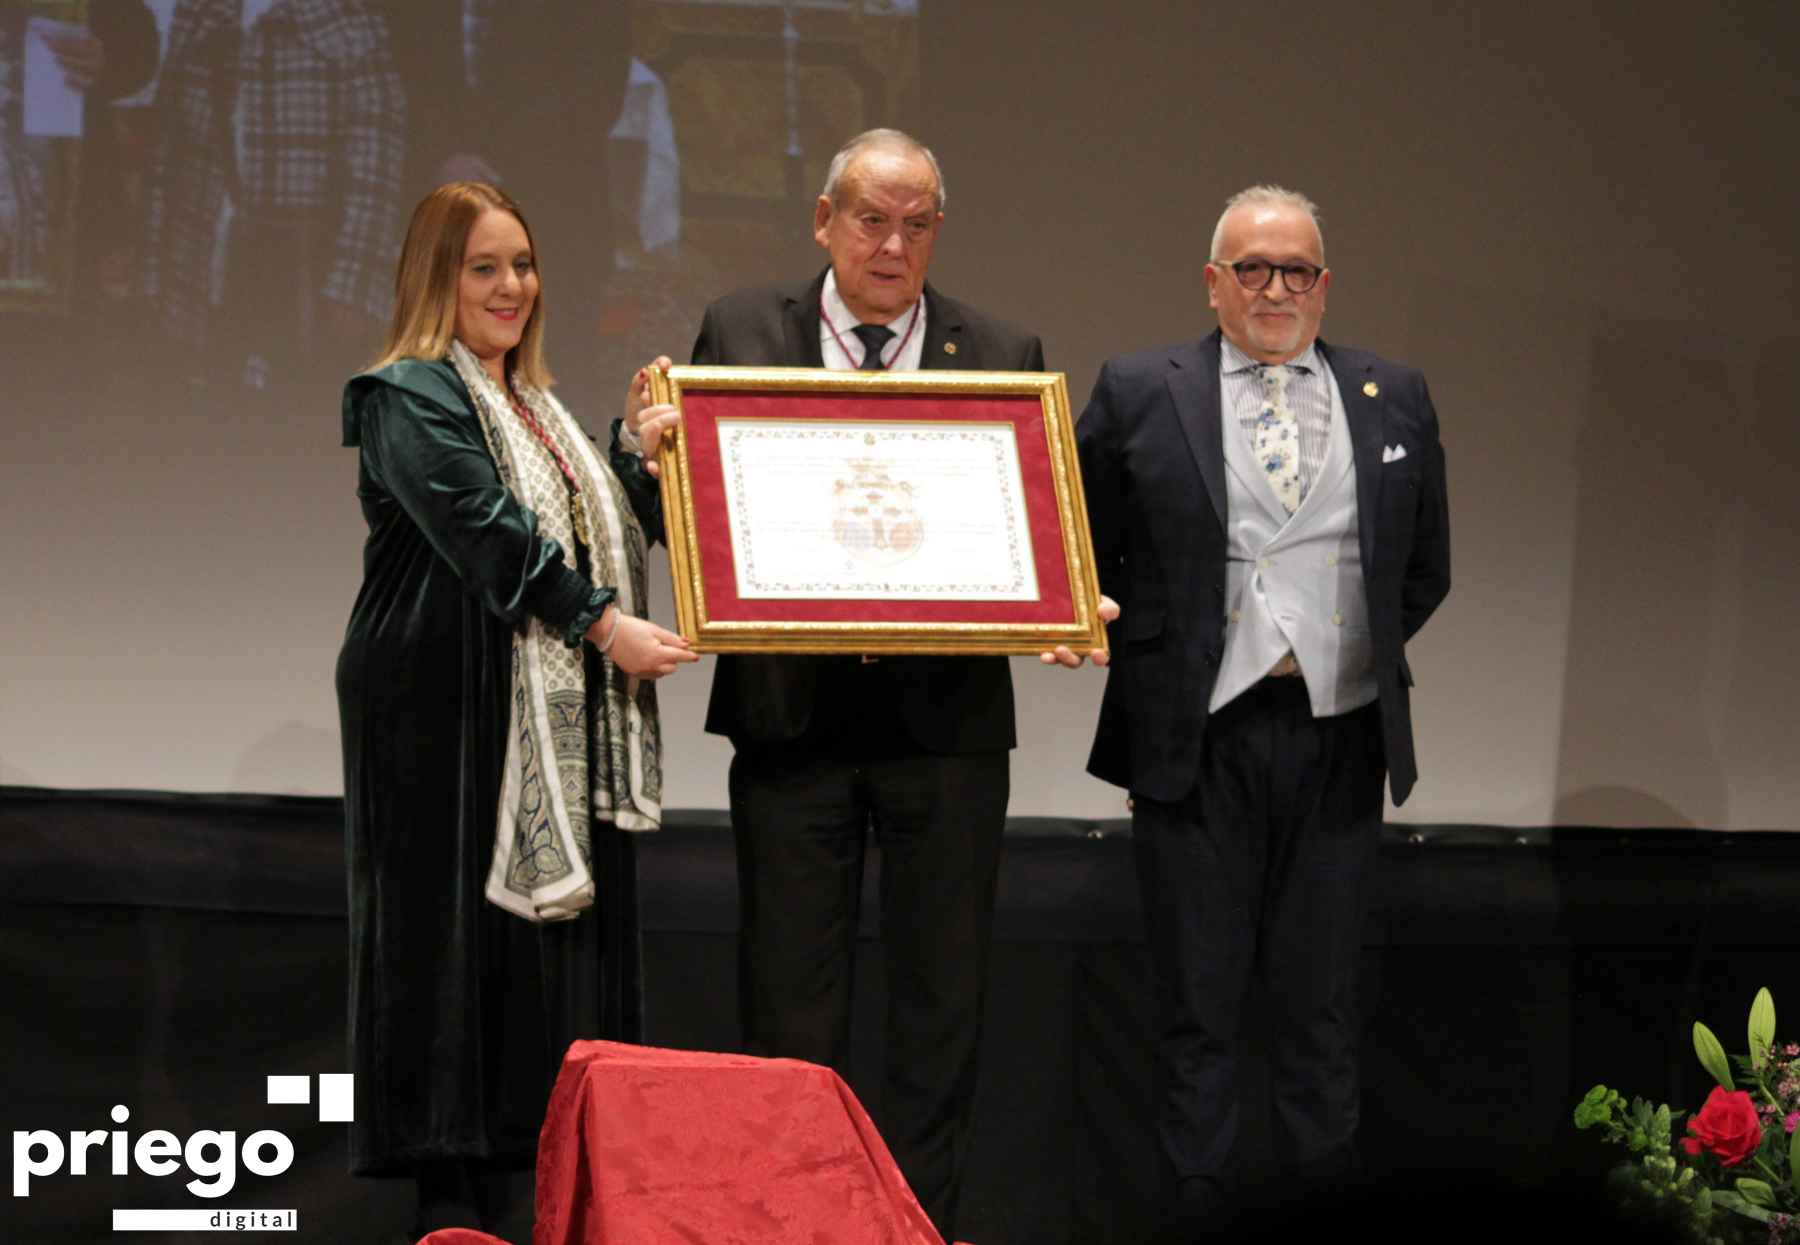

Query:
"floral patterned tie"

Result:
[[1254, 364, 1302, 514]]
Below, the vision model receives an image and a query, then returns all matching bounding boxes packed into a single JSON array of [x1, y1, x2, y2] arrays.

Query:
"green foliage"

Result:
[[1695, 1022, 1736, 1091], [1575, 1084, 1622, 1131], [1751, 988, 1776, 1069], [1713, 1189, 1774, 1224], [1580, 991, 1798, 1245], [1736, 1178, 1775, 1208], [1575, 1090, 1674, 1156]]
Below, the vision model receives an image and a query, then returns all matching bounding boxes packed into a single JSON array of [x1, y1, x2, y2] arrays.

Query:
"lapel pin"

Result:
[[1362, 381, 1379, 398], [943, 341, 958, 355]]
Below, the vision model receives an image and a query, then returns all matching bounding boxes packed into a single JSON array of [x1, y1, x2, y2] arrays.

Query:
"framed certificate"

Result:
[[650, 365, 1109, 656]]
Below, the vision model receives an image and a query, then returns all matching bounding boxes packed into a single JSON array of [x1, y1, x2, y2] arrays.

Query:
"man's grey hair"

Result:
[[1208, 184, 1324, 262], [821, 128, 947, 212]]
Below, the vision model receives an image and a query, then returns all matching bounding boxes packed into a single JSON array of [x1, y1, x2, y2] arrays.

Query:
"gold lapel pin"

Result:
[[1362, 380, 1379, 397], [944, 342, 958, 355]]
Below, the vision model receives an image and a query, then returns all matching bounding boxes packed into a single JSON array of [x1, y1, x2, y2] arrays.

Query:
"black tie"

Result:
[[850, 323, 895, 370]]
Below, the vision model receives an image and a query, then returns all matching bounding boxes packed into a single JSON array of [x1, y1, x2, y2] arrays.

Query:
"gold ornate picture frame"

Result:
[[651, 365, 1109, 657]]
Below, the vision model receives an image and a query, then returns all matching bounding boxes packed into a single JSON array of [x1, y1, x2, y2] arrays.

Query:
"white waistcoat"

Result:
[[1210, 365, 1378, 718]]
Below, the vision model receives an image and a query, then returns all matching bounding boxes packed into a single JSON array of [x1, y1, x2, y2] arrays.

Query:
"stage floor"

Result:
[[3, 787, 1794, 1242]]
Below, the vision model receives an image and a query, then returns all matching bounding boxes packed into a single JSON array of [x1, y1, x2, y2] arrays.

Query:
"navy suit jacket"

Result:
[[1075, 328, 1450, 805], [691, 269, 1045, 752]]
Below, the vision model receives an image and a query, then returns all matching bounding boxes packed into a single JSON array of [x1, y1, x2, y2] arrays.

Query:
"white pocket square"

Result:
[[1382, 444, 1408, 464]]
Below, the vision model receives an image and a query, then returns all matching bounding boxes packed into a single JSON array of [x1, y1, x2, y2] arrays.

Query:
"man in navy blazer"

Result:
[[626, 130, 1045, 1238], [1075, 185, 1450, 1232]]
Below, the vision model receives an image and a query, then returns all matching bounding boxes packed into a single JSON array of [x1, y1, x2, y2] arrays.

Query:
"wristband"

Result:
[[598, 608, 623, 654]]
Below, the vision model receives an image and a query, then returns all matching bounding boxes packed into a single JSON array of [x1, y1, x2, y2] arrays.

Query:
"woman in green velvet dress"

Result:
[[335, 181, 696, 1237]]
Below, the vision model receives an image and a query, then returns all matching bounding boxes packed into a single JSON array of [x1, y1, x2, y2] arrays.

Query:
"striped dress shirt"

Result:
[[1221, 338, 1334, 506]]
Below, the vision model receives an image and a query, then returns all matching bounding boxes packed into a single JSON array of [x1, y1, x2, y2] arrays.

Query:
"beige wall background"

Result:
[[3, 0, 1795, 828]]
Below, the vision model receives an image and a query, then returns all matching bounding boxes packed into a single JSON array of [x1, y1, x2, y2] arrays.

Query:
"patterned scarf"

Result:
[[449, 341, 662, 923]]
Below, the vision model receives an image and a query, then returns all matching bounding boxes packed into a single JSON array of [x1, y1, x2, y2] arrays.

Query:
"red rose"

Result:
[[1681, 1086, 1763, 1166]]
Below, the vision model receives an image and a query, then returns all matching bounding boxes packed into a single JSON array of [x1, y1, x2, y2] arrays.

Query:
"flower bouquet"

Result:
[[1575, 989, 1800, 1243]]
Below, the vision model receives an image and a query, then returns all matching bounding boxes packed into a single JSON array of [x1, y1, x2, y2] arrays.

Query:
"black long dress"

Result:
[[335, 357, 660, 1175]]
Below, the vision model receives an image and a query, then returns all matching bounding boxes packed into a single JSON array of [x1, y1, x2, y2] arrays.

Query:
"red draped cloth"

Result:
[[534, 1041, 950, 1245]]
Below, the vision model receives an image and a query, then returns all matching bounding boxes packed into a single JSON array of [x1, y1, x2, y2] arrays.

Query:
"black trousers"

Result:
[[1131, 679, 1384, 1229], [728, 742, 1008, 1237]]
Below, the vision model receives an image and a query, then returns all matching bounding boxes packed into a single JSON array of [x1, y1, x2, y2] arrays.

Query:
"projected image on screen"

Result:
[[4, 0, 1797, 830], [0, 0, 118, 312], [1, 0, 921, 408], [0, 11, 57, 296]]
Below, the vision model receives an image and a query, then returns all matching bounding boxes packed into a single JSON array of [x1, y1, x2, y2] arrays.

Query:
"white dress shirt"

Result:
[[817, 268, 927, 373]]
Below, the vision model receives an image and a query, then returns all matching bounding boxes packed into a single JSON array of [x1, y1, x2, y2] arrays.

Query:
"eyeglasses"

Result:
[[1215, 258, 1324, 294]]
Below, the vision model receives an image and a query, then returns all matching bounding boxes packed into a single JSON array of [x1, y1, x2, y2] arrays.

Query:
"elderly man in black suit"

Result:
[[625, 128, 1055, 1237], [1075, 185, 1451, 1233]]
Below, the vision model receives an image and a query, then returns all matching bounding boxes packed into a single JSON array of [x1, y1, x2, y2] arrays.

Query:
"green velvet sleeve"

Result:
[[608, 418, 664, 546], [562, 586, 616, 649], [356, 382, 596, 635]]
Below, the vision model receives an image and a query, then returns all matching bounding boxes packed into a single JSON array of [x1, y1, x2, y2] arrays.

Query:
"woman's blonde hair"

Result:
[[372, 181, 553, 389]]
